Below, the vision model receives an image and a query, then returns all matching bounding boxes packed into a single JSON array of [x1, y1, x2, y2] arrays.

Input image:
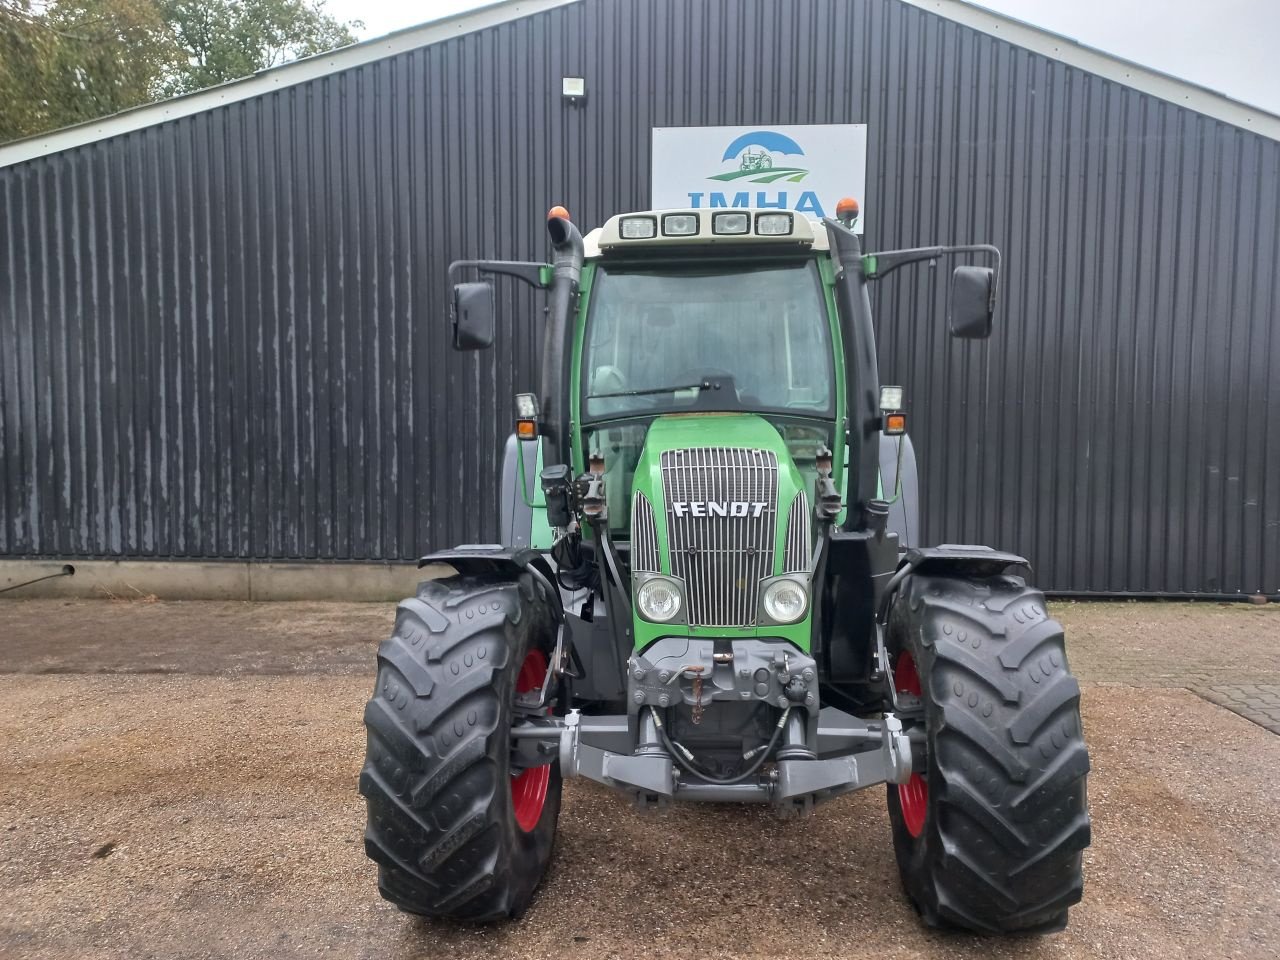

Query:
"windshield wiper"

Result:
[[588, 381, 717, 400]]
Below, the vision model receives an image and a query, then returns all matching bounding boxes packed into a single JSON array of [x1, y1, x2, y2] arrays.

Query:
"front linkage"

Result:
[[527, 447, 916, 816]]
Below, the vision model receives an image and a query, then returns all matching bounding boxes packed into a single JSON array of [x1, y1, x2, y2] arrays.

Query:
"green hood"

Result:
[[629, 414, 812, 651]]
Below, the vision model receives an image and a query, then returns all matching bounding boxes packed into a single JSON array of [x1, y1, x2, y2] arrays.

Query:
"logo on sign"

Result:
[[688, 129, 827, 217], [709, 131, 809, 184]]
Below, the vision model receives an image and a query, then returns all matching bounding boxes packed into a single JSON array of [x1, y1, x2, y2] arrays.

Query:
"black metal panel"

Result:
[[1, 0, 1278, 594]]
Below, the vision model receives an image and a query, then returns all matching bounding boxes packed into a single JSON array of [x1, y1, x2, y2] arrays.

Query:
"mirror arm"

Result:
[[447, 259, 551, 289], [864, 244, 1001, 306]]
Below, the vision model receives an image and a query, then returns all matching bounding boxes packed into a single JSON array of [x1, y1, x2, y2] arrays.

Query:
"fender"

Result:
[[901, 544, 1028, 577], [876, 544, 1029, 624], [418, 545, 563, 623]]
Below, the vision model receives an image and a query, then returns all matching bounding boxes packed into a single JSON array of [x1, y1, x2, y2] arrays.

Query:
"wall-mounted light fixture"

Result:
[[562, 76, 586, 106]]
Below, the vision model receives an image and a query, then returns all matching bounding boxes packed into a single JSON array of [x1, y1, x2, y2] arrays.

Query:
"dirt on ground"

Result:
[[0, 599, 392, 675], [3, 597, 1278, 684], [0, 599, 1277, 959]]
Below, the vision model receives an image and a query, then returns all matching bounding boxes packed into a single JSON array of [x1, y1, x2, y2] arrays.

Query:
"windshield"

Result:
[[582, 260, 834, 420]]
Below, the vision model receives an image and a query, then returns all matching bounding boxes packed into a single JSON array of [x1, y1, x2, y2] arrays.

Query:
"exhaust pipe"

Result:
[[541, 212, 585, 467]]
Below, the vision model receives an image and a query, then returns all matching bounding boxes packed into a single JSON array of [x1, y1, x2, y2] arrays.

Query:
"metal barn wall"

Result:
[[1, 0, 1277, 594]]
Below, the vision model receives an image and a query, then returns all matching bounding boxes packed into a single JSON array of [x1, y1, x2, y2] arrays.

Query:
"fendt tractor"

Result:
[[359, 201, 1091, 933]]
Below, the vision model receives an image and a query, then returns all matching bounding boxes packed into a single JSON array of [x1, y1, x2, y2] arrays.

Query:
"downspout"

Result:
[[542, 213, 585, 467], [824, 218, 880, 530]]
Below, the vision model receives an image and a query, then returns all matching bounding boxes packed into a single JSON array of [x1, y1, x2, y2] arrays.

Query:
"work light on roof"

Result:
[[662, 213, 699, 236], [620, 216, 657, 239], [755, 212, 793, 236], [712, 212, 750, 235]]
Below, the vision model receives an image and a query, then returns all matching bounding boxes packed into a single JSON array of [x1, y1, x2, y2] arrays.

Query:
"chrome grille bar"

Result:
[[660, 447, 778, 627], [783, 491, 812, 573], [631, 491, 660, 573]]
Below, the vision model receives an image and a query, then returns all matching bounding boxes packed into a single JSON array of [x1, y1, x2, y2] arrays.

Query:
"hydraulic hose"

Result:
[[594, 521, 633, 620], [0, 564, 75, 595], [651, 705, 791, 787]]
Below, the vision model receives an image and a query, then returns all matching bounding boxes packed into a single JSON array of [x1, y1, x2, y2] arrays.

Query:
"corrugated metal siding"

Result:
[[1, 0, 1277, 593]]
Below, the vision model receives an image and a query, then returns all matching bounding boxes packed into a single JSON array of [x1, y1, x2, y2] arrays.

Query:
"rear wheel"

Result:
[[360, 573, 561, 921], [887, 573, 1091, 933]]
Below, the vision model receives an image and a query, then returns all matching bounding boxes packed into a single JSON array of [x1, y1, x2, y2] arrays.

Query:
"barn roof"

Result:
[[1, 0, 1275, 169]]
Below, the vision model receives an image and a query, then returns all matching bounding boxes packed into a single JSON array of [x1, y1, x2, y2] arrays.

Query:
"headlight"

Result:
[[636, 576, 683, 623], [763, 578, 808, 623]]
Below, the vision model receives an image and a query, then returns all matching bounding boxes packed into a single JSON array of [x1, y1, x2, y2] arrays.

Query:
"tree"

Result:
[[1, 0, 179, 141], [0, 0, 359, 143], [159, 0, 359, 97], [0, 2, 59, 140]]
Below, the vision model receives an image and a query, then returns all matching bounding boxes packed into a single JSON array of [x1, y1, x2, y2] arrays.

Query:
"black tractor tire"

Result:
[[359, 573, 561, 921], [886, 572, 1091, 934]]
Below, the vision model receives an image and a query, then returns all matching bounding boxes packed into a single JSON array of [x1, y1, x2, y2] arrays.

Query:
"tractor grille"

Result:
[[631, 492, 660, 573], [660, 447, 778, 627], [783, 492, 812, 574]]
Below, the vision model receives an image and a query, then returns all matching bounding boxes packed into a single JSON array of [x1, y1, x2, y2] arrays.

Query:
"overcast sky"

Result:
[[323, 0, 1279, 115]]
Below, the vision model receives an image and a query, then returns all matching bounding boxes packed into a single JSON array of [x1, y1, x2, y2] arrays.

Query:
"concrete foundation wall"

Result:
[[0, 560, 448, 601]]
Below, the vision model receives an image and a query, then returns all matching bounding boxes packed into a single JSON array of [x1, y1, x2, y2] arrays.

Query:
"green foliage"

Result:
[[0, 0, 176, 141], [159, 0, 358, 97], [0, 0, 359, 143]]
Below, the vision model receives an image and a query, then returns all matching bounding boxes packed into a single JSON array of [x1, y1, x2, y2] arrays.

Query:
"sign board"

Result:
[[652, 124, 867, 232]]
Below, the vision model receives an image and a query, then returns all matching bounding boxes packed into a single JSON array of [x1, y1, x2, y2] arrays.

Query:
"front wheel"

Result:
[[887, 573, 1091, 933], [359, 574, 561, 921]]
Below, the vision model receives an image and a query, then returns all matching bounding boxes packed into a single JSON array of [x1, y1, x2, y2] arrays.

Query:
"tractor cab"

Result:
[[578, 212, 839, 537]]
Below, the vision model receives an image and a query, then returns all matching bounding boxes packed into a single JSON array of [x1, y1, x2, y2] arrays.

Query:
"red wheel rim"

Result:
[[893, 650, 923, 697], [511, 649, 550, 833], [893, 651, 928, 838]]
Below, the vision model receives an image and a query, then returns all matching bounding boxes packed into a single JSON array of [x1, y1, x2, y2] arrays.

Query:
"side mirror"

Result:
[[948, 266, 995, 339], [452, 282, 495, 350]]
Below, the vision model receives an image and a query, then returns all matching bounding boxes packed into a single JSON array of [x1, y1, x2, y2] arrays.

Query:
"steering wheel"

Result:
[[674, 366, 736, 383], [590, 364, 628, 395]]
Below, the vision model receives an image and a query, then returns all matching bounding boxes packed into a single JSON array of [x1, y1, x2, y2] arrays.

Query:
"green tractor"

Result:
[[359, 202, 1091, 932], [739, 148, 774, 172]]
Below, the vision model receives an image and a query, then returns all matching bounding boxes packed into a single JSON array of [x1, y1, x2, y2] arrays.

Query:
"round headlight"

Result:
[[636, 577, 683, 623], [763, 579, 808, 623]]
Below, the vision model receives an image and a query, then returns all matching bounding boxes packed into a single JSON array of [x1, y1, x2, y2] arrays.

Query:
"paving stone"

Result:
[[1193, 684, 1280, 735]]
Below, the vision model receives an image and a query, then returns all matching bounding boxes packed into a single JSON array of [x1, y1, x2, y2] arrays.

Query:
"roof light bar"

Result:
[[594, 208, 821, 250]]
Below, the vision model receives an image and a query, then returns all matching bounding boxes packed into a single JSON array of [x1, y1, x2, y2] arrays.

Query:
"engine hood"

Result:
[[628, 414, 814, 647]]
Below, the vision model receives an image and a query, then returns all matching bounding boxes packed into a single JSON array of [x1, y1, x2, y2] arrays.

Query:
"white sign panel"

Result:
[[652, 124, 867, 232]]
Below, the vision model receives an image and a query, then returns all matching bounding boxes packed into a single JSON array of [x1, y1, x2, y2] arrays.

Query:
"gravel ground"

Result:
[[0, 599, 1277, 959]]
